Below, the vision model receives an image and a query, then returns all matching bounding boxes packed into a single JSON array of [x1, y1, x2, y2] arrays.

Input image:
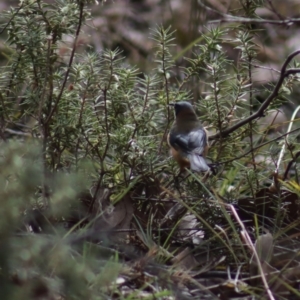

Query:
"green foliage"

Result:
[[1, 0, 300, 299]]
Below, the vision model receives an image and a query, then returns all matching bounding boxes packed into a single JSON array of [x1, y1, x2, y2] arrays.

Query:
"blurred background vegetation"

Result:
[[1, 0, 300, 299]]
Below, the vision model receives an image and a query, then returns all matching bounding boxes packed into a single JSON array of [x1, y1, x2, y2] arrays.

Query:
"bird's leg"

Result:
[[173, 172, 181, 193], [208, 163, 217, 175]]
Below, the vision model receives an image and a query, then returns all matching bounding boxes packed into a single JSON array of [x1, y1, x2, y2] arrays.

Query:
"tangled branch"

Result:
[[210, 50, 300, 140]]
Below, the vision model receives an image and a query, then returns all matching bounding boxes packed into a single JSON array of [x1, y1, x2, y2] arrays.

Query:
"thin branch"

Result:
[[4, 128, 31, 137], [38, 36, 52, 135], [45, 2, 85, 125], [198, 0, 300, 26], [230, 205, 275, 300], [159, 29, 172, 154], [0, 3, 24, 34], [216, 126, 300, 166], [266, 0, 285, 21], [242, 17, 259, 188], [276, 105, 300, 174], [251, 63, 280, 73], [283, 152, 300, 181], [209, 50, 300, 140]]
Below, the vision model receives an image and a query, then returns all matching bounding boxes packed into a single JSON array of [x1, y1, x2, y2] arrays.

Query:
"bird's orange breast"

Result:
[[170, 147, 190, 171]]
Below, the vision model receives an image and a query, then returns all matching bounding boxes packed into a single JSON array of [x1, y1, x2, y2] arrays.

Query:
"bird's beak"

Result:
[[168, 102, 175, 107]]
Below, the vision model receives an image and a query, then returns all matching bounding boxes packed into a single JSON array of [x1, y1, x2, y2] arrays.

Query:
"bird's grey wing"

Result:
[[169, 129, 210, 172], [187, 129, 207, 155], [169, 132, 190, 152], [169, 129, 207, 155], [187, 129, 210, 172]]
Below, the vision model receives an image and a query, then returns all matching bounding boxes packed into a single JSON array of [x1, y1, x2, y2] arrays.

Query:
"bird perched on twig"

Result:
[[168, 101, 210, 173]]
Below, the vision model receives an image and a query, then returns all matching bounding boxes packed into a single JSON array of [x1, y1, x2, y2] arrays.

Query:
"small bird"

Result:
[[168, 101, 210, 172]]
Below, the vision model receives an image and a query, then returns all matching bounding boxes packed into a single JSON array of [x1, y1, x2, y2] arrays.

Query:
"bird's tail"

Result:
[[188, 154, 210, 172]]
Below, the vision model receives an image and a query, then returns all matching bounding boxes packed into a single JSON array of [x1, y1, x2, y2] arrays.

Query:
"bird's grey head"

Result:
[[170, 101, 195, 117]]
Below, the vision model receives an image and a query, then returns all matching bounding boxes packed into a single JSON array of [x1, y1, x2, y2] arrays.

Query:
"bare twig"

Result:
[[251, 64, 280, 73], [198, 0, 300, 26], [4, 128, 31, 137], [230, 205, 275, 300], [266, 0, 285, 21], [283, 151, 300, 180], [209, 50, 300, 140], [159, 29, 172, 154], [0, 3, 24, 34], [38, 36, 52, 135], [215, 126, 300, 166], [45, 2, 85, 125], [276, 105, 300, 174]]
